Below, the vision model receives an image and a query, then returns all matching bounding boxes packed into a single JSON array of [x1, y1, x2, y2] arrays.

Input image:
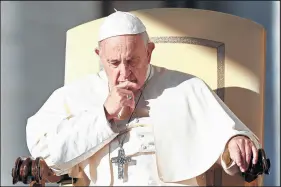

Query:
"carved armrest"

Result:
[[12, 149, 270, 186], [11, 156, 77, 187]]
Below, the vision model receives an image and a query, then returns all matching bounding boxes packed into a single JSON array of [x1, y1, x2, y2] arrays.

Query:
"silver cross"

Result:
[[111, 147, 135, 179]]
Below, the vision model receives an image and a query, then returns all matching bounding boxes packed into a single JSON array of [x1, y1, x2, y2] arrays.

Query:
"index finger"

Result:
[[116, 81, 139, 91]]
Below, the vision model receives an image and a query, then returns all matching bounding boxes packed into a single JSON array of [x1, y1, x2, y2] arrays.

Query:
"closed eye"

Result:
[[127, 58, 140, 67], [108, 60, 120, 67]]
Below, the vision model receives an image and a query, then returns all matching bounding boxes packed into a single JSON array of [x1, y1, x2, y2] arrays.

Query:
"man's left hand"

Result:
[[227, 136, 258, 172]]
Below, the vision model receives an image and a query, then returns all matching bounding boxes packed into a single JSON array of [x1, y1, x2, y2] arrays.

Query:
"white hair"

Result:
[[140, 31, 150, 46]]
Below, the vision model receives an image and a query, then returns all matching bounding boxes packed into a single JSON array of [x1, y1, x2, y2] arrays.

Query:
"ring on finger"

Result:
[[127, 94, 132, 100]]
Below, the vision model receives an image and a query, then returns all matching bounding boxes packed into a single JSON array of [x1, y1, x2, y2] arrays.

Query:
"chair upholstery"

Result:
[[64, 8, 266, 186]]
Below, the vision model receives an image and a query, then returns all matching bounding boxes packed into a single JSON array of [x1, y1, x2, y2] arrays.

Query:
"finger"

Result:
[[245, 141, 252, 170], [116, 88, 134, 94], [121, 98, 135, 109], [251, 143, 258, 165], [229, 145, 243, 170], [117, 90, 135, 101], [124, 98, 135, 108], [116, 81, 139, 91], [117, 106, 133, 120], [113, 88, 133, 99], [237, 140, 246, 172]]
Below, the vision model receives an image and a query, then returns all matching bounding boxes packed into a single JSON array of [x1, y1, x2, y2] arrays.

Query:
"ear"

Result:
[[147, 42, 155, 63], [95, 47, 100, 56]]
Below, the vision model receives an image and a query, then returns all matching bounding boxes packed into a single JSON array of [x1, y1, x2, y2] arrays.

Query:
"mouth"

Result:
[[118, 79, 137, 84]]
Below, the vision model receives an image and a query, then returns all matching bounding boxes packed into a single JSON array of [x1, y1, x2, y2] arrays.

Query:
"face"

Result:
[[95, 34, 155, 92]]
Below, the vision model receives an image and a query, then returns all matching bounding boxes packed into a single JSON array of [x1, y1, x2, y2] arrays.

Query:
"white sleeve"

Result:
[[201, 79, 261, 148], [202, 80, 261, 175], [211, 89, 261, 147], [26, 88, 119, 175]]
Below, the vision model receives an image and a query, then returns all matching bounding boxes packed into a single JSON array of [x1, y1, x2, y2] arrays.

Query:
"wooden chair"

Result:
[[12, 8, 269, 186]]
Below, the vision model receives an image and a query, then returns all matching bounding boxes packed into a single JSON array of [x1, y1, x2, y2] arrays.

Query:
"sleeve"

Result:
[[26, 88, 119, 175], [203, 81, 262, 176], [219, 147, 240, 176]]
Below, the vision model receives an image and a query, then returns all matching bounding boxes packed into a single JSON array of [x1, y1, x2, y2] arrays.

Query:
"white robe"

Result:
[[26, 65, 260, 186]]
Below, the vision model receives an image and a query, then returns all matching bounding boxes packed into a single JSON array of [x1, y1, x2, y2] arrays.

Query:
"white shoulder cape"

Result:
[[142, 66, 259, 182]]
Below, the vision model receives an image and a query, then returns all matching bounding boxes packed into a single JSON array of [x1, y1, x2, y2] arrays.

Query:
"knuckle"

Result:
[[228, 141, 235, 146], [238, 139, 244, 143], [246, 152, 252, 156], [236, 161, 242, 166], [248, 146, 253, 151]]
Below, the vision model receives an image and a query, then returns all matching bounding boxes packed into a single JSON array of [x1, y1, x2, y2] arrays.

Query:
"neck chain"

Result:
[[116, 91, 143, 148], [109, 65, 152, 180]]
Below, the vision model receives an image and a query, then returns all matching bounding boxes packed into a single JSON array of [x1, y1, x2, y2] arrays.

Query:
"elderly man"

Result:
[[26, 11, 260, 186]]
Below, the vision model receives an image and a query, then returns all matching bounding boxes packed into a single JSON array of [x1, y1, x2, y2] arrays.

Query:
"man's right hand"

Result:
[[104, 81, 139, 120]]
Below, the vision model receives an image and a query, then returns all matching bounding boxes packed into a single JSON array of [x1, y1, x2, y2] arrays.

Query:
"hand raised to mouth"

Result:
[[104, 81, 139, 120]]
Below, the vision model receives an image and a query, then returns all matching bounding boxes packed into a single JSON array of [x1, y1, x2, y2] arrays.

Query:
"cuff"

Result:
[[221, 147, 239, 176]]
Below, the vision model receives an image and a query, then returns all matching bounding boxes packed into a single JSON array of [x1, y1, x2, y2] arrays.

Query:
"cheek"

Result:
[[111, 69, 119, 81], [105, 66, 119, 83], [132, 66, 148, 81]]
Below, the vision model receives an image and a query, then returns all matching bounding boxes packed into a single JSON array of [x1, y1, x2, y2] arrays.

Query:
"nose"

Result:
[[119, 62, 131, 79]]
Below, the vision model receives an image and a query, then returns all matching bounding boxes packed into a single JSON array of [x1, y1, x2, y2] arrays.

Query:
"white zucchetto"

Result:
[[98, 10, 146, 42]]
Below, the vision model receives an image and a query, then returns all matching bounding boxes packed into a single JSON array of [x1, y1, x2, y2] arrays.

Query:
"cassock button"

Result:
[[141, 145, 147, 150]]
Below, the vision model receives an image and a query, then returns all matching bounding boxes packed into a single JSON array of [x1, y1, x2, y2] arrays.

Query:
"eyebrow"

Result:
[[128, 57, 140, 61], [107, 59, 119, 63], [107, 57, 140, 62]]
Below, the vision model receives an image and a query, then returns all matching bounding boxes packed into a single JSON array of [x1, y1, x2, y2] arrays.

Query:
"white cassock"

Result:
[[26, 64, 260, 186]]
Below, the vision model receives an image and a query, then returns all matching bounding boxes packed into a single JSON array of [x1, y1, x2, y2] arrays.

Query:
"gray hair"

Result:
[[140, 31, 150, 46]]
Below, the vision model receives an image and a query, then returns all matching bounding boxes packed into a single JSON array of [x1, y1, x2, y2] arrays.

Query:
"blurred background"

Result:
[[1, 1, 280, 186]]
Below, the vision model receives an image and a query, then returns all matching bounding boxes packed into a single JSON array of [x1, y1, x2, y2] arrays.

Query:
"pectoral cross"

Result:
[[111, 147, 135, 180]]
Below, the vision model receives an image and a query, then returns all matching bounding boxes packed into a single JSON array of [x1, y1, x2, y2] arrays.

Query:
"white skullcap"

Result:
[[98, 10, 146, 42]]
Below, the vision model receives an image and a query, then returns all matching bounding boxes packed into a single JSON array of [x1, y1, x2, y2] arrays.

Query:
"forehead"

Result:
[[100, 35, 144, 52]]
